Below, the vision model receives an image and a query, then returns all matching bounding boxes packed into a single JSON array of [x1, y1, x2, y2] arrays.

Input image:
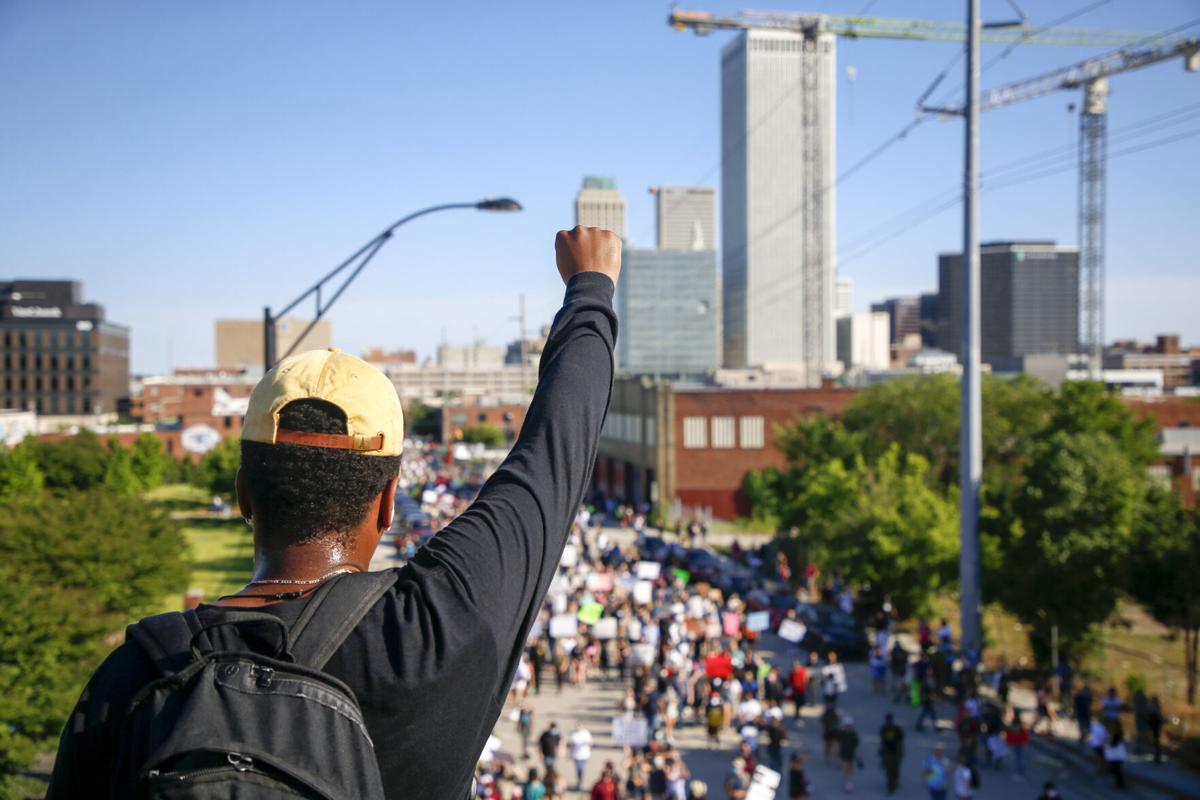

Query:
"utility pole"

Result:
[[959, 0, 984, 664]]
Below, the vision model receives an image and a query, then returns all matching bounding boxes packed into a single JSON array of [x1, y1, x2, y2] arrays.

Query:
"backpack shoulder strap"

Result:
[[127, 610, 203, 676], [289, 571, 397, 670]]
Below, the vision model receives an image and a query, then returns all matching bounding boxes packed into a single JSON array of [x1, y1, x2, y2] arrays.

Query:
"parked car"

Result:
[[684, 548, 726, 583], [746, 592, 869, 659]]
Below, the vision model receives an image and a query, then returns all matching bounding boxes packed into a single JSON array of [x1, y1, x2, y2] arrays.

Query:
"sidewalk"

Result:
[[1003, 682, 1200, 800]]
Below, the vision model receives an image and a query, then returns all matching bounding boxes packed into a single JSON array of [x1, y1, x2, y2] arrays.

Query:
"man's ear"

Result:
[[377, 474, 399, 532], [235, 467, 251, 521]]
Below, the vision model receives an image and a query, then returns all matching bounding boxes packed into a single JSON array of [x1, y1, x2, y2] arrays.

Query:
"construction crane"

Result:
[[670, 8, 1156, 46], [669, 7, 1169, 381], [924, 38, 1200, 377]]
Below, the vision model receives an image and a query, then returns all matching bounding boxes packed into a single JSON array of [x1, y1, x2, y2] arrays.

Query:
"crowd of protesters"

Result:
[[431, 493, 1170, 799]]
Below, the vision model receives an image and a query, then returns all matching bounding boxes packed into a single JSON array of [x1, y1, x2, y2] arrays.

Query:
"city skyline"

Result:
[[1, 1, 1197, 374]]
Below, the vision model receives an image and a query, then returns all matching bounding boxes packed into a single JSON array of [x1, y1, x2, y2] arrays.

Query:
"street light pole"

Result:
[[959, 0, 984, 663], [262, 197, 522, 369]]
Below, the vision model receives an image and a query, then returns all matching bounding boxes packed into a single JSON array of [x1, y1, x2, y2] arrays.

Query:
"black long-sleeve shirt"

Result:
[[47, 272, 617, 799]]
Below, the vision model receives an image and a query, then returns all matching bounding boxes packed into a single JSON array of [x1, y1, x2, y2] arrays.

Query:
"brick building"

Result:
[[1124, 395, 1200, 505], [594, 378, 858, 519], [440, 403, 527, 445], [130, 370, 258, 457]]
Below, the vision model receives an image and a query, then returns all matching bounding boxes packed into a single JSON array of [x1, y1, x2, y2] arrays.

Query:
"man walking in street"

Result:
[[923, 745, 949, 800], [539, 721, 563, 773], [47, 226, 622, 800], [568, 721, 593, 789], [879, 712, 905, 795], [838, 715, 861, 793]]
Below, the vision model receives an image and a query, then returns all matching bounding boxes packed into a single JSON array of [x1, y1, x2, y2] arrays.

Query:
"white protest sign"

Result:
[[635, 561, 662, 581], [745, 764, 781, 800], [593, 617, 619, 640], [746, 611, 771, 632], [611, 716, 649, 748], [778, 619, 807, 643], [549, 614, 578, 639], [560, 544, 578, 568], [631, 643, 656, 668], [633, 580, 654, 606]]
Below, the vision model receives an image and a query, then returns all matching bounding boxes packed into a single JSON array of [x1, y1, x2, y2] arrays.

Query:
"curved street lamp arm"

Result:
[[272, 202, 479, 321], [263, 201, 490, 367]]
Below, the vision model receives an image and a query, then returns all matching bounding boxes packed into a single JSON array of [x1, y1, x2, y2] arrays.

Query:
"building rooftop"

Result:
[[581, 176, 616, 190]]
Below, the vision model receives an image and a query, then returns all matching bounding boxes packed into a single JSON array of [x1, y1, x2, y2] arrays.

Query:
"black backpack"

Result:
[[120, 571, 395, 799]]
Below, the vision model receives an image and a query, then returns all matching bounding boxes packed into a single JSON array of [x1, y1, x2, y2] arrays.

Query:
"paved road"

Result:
[[375, 523, 1187, 798], [489, 639, 1185, 799], [477, 526, 1181, 799]]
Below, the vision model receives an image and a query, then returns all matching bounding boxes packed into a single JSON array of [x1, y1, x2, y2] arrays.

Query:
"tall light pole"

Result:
[[959, 0, 983, 664], [263, 197, 523, 369]]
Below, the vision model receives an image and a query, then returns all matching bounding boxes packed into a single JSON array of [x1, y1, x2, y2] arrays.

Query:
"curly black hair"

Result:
[[241, 399, 401, 545]]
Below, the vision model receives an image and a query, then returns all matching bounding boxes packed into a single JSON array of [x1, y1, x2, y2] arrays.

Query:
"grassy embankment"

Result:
[[148, 484, 252, 606]]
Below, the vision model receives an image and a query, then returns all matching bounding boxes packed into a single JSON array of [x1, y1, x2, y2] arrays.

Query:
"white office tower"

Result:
[[836, 311, 891, 372], [721, 28, 836, 381], [656, 186, 716, 251], [575, 176, 627, 238]]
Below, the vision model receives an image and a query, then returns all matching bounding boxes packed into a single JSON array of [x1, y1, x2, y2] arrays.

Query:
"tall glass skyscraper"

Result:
[[615, 248, 720, 380]]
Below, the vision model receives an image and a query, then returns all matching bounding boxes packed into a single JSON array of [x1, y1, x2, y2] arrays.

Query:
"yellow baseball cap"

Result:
[[242, 348, 404, 456]]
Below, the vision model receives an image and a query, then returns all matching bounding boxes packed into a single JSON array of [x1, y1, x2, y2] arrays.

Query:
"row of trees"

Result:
[[746, 376, 1199, 702], [0, 432, 190, 783]]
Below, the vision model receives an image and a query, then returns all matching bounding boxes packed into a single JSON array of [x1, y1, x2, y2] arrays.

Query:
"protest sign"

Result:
[[745, 765, 781, 800], [577, 602, 604, 625], [746, 611, 770, 632], [777, 619, 807, 643], [722, 611, 742, 637], [671, 568, 690, 585], [549, 614, 578, 639], [633, 580, 654, 606], [612, 716, 649, 748], [586, 573, 613, 593], [635, 561, 661, 581], [704, 652, 733, 679], [592, 617, 618, 640], [631, 643, 655, 668]]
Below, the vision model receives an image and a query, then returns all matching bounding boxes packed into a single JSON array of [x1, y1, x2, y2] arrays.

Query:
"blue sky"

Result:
[[1, 0, 1196, 374]]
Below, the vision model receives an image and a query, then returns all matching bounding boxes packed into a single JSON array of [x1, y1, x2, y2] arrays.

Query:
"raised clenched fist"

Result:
[[554, 226, 621, 287]]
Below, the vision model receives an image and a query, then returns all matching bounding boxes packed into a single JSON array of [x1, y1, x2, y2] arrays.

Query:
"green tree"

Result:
[[0, 565, 109, 781], [0, 491, 190, 777], [1127, 489, 1200, 704], [0, 490, 190, 620], [101, 439, 140, 496], [774, 447, 958, 618], [130, 432, 170, 490], [33, 429, 107, 490], [991, 430, 1144, 665], [194, 436, 241, 499], [460, 423, 504, 447], [0, 438, 45, 500], [842, 374, 960, 484], [405, 402, 441, 440]]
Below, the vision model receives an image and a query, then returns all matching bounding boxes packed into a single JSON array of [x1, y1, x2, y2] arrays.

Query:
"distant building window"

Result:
[[645, 415, 656, 446], [224, 416, 233, 429], [478, 413, 487, 423], [711, 417, 735, 449], [193, 388, 203, 398], [1193, 467, 1200, 493], [683, 416, 707, 449], [740, 416, 765, 448], [450, 413, 467, 425]]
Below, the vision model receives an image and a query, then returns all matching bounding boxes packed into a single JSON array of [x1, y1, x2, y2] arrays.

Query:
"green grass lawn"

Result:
[[148, 484, 253, 605]]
